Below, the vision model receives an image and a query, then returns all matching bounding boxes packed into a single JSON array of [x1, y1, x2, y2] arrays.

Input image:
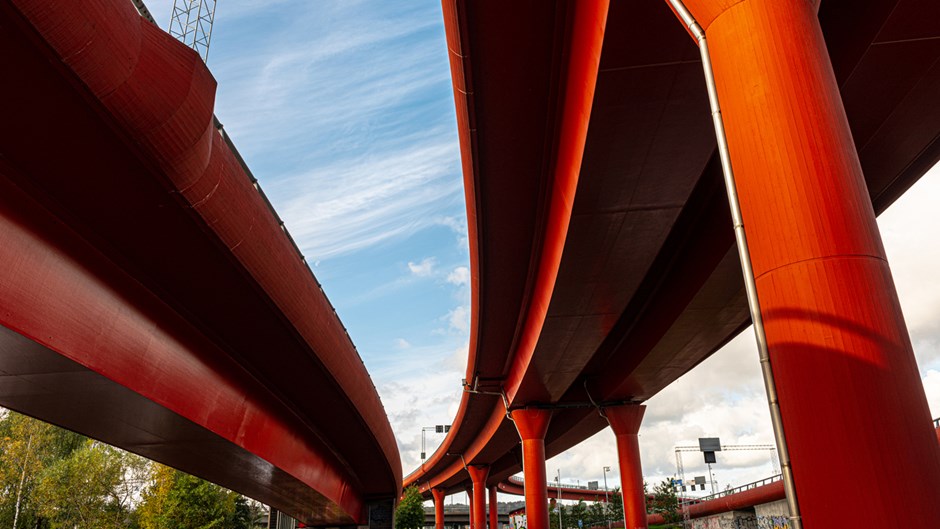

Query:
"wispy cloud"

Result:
[[446, 266, 469, 286], [408, 258, 436, 277], [267, 140, 462, 259], [446, 305, 470, 334], [164, 0, 464, 262]]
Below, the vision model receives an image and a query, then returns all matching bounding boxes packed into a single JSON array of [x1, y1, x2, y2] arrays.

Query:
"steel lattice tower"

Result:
[[168, 0, 218, 62]]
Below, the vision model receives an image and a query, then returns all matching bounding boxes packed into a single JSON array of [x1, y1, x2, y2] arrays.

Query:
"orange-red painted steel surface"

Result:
[[673, 0, 940, 525], [0, 0, 400, 524], [406, 0, 609, 500], [432, 489, 447, 529], [606, 406, 647, 529], [468, 466, 490, 529], [407, 0, 940, 514], [512, 408, 553, 529], [467, 487, 475, 529]]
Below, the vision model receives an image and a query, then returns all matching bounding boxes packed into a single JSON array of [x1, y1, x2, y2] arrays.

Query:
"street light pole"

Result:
[[556, 470, 562, 529], [602, 466, 610, 529], [420, 425, 451, 461]]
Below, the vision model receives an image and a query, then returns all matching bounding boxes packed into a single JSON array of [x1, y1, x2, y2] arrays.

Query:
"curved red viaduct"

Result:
[[1, 0, 939, 528]]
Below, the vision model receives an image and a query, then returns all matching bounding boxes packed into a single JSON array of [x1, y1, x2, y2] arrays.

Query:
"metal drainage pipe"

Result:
[[665, 1, 803, 528]]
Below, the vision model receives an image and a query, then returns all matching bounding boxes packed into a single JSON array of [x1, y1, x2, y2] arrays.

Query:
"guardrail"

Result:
[[694, 474, 782, 503], [508, 476, 616, 492]]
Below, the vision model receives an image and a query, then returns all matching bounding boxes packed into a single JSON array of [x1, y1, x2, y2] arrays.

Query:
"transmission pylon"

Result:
[[168, 0, 218, 62]]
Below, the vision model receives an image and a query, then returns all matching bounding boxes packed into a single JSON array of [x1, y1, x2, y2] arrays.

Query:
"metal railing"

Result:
[[508, 476, 615, 492], [695, 474, 782, 503]]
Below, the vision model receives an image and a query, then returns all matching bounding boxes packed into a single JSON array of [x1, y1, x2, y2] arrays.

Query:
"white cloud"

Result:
[[267, 141, 462, 260], [922, 370, 940, 418], [447, 305, 470, 334], [407, 258, 436, 277], [446, 266, 470, 286], [394, 338, 411, 349], [377, 341, 468, 471], [878, 166, 940, 369], [170, 1, 464, 262]]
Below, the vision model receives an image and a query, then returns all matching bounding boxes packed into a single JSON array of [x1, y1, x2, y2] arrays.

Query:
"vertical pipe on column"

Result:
[[489, 486, 499, 529], [663, 1, 802, 526], [432, 488, 447, 529], [510, 408, 553, 529], [604, 405, 647, 529]]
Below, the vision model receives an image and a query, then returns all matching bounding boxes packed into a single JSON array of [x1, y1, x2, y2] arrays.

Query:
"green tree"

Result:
[[647, 479, 679, 524], [605, 489, 622, 526], [549, 502, 565, 529], [33, 440, 147, 529], [568, 500, 586, 529], [586, 501, 605, 528], [228, 496, 256, 529], [0, 409, 258, 529], [138, 464, 245, 529], [0, 410, 85, 529], [395, 485, 424, 529]]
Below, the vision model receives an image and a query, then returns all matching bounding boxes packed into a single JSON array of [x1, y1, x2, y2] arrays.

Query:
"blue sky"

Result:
[[146, 0, 472, 477], [143, 0, 940, 501]]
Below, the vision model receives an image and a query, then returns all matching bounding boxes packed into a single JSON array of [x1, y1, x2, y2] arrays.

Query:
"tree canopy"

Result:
[[395, 485, 425, 529], [647, 479, 680, 524], [0, 409, 263, 529]]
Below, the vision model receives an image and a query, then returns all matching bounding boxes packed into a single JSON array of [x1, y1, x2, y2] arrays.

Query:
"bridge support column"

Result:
[[467, 465, 490, 529], [466, 487, 474, 529], [605, 405, 647, 529], [489, 486, 498, 529], [432, 488, 446, 529], [667, 0, 940, 526], [510, 408, 552, 529]]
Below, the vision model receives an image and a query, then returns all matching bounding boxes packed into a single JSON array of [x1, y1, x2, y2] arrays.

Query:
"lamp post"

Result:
[[556, 470, 562, 529], [602, 466, 610, 529], [421, 424, 451, 460]]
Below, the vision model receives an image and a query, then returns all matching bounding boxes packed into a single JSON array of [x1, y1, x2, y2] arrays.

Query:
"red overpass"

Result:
[[498, 477, 614, 503], [412, 1, 940, 529], [3, 0, 940, 527], [0, 0, 400, 525]]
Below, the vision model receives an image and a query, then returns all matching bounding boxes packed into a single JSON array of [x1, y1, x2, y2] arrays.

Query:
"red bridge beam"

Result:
[[0, 0, 400, 524], [406, 0, 609, 511]]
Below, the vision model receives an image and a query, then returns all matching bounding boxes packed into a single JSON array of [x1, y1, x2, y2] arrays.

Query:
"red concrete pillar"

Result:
[[432, 488, 446, 529], [466, 487, 474, 529], [669, 0, 940, 526], [468, 465, 490, 529], [489, 486, 499, 529], [605, 405, 647, 529], [511, 408, 552, 529]]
